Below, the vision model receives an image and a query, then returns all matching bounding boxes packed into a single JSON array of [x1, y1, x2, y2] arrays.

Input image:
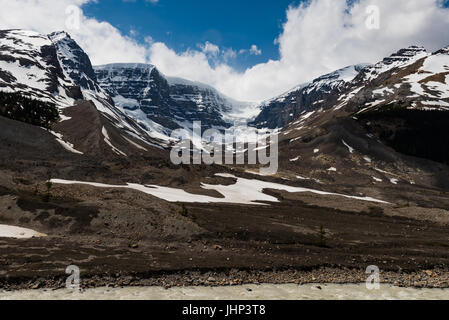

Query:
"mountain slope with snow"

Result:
[[94, 63, 253, 138], [0, 29, 171, 150], [340, 46, 449, 114], [276, 44, 449, 180], [251, 64, 370, 129]]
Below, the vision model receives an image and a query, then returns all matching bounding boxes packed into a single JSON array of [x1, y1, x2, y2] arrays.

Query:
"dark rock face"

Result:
[[0, 30, 63, 97], [0, 30, 90, 103], [357, 106, 449, 165], [49, 31, 100, 93], [94, 64, 232, 132]]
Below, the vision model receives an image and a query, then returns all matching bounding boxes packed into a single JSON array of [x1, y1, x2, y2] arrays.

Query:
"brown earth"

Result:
[[1, 104, 449, 290]]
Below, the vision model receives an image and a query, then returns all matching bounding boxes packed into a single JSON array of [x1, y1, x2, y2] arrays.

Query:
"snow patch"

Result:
[[0, 225, 46, 239], [51, 175, 390, 206], [342, 140, 354, 154], [102, 127, 127, 157]]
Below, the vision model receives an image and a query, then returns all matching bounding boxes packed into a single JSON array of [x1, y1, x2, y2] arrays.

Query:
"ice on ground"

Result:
[[342, 140, 354, 154], [51, 174, 390, 206], [122, 136, 148, 151], [102, 127, 127, 157], [0, 225, 46, 239], [48, 130, 83, 155], [59, 115, 72, 122], [56, 139, 83, 155]]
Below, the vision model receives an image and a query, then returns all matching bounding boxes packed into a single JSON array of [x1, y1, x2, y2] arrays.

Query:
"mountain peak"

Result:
[[382, 45, 427, 65], [434, 45, 449, 55], [48, 31, 71, 42], [356, 45, 428, 83]]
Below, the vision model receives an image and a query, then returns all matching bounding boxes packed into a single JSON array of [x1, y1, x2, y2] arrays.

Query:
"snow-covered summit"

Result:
[[356, 46, 428, 82]]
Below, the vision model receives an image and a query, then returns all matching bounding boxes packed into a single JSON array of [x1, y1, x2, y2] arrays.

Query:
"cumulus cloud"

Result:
[[200, 41, 220, 56], [1, 0, 449, 102], [249, 45, 262, 56]]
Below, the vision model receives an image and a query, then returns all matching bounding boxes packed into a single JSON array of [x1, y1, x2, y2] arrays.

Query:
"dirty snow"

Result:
[[0, 225, 46, 239], [102, 127, 127, 157], [51, 174, 390, 206], [342, 140, 354, 154]]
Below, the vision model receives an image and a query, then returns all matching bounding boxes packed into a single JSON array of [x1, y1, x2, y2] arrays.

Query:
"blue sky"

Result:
[[83, 0, 300, 71]]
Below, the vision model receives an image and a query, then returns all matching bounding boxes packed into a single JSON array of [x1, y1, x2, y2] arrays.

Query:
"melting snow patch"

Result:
[[290, 156, 300, 162], [327, 167, 337, 172], [122, 136, 148, 151], [59, 115, 72, 122], [51, 175, 390, 206], [364, 157, 372, 163], [0, 225, 46, 239], [390, 179, 399, 185], [56, 139, 83, 155], [301, 111, 315, 121], [373, 177, 383, 182], [313, 149, 320, 154], [102, 127, 127, 157], [48, 130, 83, 155], [342, 140, 354, 154]]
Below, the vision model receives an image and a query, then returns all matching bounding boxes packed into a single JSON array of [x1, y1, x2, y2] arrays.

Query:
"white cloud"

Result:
[[200, 41, 220, 56], [0, 0, 148, 64], [1, 0, 449, 102], [249, 45, 262, 56]]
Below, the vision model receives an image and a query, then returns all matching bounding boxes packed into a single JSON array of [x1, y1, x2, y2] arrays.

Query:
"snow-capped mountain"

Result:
[[94, 63, 251, 138], [1, 28, 449, 166], [0, 29, 76, 106], [251, 64, 370, 129], [0, 29, 170, 150], [48, 31, 101, 94], [0, 29, 254, 149], [354, 46, 428, 83], [341, 45, 449, 114], [277, 43, 449, 172], [253, 44, 449, 130]]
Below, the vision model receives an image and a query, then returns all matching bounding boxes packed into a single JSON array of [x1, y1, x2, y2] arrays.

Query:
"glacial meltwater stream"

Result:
[[2, 284, 449, 300]]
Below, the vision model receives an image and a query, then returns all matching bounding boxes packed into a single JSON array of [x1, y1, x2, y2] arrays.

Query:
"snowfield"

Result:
[[0, 225, 46, 239], [51, 174, 390, 205]]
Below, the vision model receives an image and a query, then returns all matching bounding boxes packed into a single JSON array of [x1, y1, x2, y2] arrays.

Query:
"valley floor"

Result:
[[2, 197, 449, 290], [1, 115, 449, 291]]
